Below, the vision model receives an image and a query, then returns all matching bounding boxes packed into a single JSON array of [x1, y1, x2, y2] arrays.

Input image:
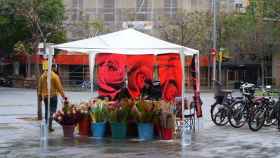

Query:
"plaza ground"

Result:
[[0, 87, 280, 158]]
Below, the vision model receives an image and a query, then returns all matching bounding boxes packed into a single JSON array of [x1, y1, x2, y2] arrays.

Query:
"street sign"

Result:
[[37, 43, 54, 55], [211, 48, 217, 56]]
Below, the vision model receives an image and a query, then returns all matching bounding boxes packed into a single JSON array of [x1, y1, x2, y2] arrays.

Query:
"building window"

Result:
[[104, 0, 115, 22], [136, 0, 151, 21], [164, 0, 177, 17], [191, 0, 197, 10], [72, 0, 84, 21]]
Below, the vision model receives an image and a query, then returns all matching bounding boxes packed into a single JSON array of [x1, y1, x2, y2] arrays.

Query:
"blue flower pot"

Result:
[[137, 123, 154, 140], [111, 122, 127, 139], [91, 122, 106, 138]]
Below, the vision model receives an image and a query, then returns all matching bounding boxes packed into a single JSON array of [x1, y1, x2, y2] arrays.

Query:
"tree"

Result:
[[158, 11, 212, 54], [220, 0, 280, 85], [158, 11, 212, 87], [63, 9, 111, 40], [75, 19, 109, 38], [0, 0, 31, 57], [15, 0, 66, 76], [0, 0, 66, 76], [0, 0, 66, 120]]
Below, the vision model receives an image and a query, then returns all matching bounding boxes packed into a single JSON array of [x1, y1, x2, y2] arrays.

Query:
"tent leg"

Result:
[[180, 49, 185, 123], [196, 52, 201, 131], [89, 53, 96, 98]]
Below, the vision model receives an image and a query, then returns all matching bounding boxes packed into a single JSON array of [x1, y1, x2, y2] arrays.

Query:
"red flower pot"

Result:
[[78, 117, 91, 136], [161, 128, 173, 140], [63, 125, 75, 138]]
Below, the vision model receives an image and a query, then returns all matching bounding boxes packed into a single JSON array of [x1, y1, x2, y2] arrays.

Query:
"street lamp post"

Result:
[[212, 0, 217, 88]]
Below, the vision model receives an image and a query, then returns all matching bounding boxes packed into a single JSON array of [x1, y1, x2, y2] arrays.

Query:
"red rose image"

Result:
[[96, 54, 126, 100], [157, 54, 182, 102], [163, 80, 179, 102], [127, 55, 155, 99]]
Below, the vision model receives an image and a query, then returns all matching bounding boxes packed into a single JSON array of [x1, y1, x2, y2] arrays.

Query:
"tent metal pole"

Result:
[[45, 46, 53, 140], [89, 52, 96, 98], [197, 51, 201, 131], [197, 51, 200, 93], [180, 48, 185, 123]]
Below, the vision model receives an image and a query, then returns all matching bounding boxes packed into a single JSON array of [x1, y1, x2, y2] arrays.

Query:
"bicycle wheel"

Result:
[[228, 101, 248, 128], [210, 103, 229, 126], [248, 105, 266, 131], [264, 108, 277, 126]]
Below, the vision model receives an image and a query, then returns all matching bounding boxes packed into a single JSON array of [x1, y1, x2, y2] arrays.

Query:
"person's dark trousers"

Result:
[[44, 96, 58, 130]]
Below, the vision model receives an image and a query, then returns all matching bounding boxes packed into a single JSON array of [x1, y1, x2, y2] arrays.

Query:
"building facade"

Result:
[[50, 0, 253, 90], [63, 0, 247, 40]]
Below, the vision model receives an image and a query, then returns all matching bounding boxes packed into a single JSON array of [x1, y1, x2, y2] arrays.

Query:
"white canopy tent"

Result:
[[45, 28, 200, 131], [54, 28, 198, 55]]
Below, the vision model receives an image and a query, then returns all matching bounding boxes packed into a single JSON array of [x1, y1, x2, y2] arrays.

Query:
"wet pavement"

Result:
[[0, 87, 280, 158]]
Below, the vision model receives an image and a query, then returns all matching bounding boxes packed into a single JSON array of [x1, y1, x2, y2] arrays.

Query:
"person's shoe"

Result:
[[49, 128, 55, 132]]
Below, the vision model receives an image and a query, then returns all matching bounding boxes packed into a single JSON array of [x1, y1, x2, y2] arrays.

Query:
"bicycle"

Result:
[[228, 83, 258, 128], [262, 90, 279, 127], [248, 90, 279, 131], [210, 80, 236, 126]]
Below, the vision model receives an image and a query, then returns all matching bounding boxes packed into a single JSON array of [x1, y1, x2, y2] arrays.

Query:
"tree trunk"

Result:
[[33, 41, 42, 120]]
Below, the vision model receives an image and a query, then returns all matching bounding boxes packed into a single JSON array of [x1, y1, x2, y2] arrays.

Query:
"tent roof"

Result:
[[54, 29, 198, 55]]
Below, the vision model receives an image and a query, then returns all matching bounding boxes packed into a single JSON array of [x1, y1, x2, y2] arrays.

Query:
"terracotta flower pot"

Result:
[[63, 125, 75, 138], [79, 117, 91, 136]]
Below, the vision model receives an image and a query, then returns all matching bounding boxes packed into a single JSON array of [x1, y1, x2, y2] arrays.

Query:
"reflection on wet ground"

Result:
[[1, 89, 280, 158], [1, 121, 280, 158]]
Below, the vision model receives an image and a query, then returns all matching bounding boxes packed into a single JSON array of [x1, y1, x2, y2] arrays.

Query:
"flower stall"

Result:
[[45, 28, 201, 140]]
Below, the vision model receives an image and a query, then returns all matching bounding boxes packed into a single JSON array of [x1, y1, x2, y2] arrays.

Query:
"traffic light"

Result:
[[217, 50, 231, 62]]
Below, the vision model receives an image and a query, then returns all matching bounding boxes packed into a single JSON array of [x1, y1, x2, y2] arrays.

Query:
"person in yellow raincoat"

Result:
[[38, 63, 67, 132]]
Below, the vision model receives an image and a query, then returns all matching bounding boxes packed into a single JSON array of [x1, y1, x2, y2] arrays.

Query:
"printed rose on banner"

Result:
[[163, 80, 179, 102], [96, 54, 126, 100], [157, 54, 182, 102], [128, 64, 153, 98], [127, 55, 155, 99]]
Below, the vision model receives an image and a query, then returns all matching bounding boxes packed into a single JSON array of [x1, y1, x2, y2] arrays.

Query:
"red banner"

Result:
[[127, 55, 155, 99], [96, 53, 126, 100], [55, 53, 88, 65], [157, 54, 182, 102]]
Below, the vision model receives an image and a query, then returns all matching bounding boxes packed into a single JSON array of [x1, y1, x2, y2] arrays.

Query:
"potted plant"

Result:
[[108, 100, 132, 139], [53, 101, 81, 137], [134, 100, 158, 140], [154, 101, 175, 140], [77, 102, 91, 136], [89, 99, 108, 138], [159, 101, 175, 140]]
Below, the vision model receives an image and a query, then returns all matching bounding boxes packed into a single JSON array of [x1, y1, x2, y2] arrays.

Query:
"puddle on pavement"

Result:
[[1, 136, 183, 157]]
